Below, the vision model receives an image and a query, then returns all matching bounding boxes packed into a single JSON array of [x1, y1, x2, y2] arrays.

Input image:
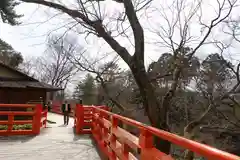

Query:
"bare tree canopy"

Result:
[[22, 35, 80, 89]]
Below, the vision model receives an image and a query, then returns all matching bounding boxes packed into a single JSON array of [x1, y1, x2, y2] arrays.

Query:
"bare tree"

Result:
[[18, 56, 37, 77], [35, 35, 79, 89], [69, 50, 128, 111]]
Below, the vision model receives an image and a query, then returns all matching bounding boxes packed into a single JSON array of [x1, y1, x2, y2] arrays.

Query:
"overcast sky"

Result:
[[1, 0, 240, 92], [0, 0, 222, 61]]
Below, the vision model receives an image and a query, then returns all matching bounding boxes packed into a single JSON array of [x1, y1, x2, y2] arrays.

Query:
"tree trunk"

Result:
[[129, 58, 171, 154]]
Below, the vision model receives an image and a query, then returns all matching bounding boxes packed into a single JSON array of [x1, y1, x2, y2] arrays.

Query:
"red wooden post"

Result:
[[75, 104, 80, 134], [75, 104, 83, 134], [122, 143, 130, 158], [91, 106, 95, 134], [139, 127, 153, 159], [80, 105, 84, 133], [93, 108, 101, 140], [98, 111, 103, 141], [139, 128, 153, 148], [32, 104, 42, 134], [103, 125, 108, 147], [110, 116, 118, 160], [7, 115, 14, 133]]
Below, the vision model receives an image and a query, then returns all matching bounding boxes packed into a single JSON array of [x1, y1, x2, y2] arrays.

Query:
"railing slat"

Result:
[[112, 127, 140, 151], [0, 104, 35, 107], [0, 120, 33, 125], [0, 130, 34, 136], [0, 111, 35, 115]]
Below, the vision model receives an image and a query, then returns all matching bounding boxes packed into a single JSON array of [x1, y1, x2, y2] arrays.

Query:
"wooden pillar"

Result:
[[7, 114, 14, 133], [32, 104, 42, 134], [91, 106, 95, 134], [110, 116, 118, 160], [75, 104, 83, 134], [139, 128, 153, 159]]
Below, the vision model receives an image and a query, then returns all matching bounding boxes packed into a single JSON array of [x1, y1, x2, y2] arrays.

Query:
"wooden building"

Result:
[[0, 62, 62, 104]]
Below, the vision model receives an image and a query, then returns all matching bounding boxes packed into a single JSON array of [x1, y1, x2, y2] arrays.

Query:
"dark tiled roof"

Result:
[[0, 81, 62, 91], [0, 62, 62, 91], [0, 62, 37, 81]]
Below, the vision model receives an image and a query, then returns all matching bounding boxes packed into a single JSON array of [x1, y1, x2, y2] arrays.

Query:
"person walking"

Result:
[[61, 100, 71, 125], [47, 100, 52, 111]]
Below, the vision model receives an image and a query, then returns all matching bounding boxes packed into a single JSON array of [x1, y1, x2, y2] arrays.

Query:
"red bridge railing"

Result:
[[0, 104, 47, 136], [74, 104, 240, 160], [74, 104, 108, 134], [51, 101, 74, 117], [51, 101, 63, 115]]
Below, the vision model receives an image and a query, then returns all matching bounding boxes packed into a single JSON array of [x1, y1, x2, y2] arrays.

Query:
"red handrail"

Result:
[[74, 104, 240, 160], [0, 104, 47, 136], [51, 102, 63, 115], [51, 101, 74, 117]]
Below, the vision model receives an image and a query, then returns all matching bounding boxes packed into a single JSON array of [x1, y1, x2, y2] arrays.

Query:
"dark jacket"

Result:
[[61, 103, 71, 113]]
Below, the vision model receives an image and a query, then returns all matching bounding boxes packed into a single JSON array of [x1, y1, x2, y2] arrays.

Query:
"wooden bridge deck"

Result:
[[0, 113, 100, 160]]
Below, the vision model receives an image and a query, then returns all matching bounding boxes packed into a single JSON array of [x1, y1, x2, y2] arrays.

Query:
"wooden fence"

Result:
[[74, 104, 108, 134], [0, 104, 47, 136], [74, 104, 240, 160], [51, 101, 62, 115]]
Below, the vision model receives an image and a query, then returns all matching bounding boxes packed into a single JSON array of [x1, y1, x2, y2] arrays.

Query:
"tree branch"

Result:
[[21, 0, 133, 65]]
